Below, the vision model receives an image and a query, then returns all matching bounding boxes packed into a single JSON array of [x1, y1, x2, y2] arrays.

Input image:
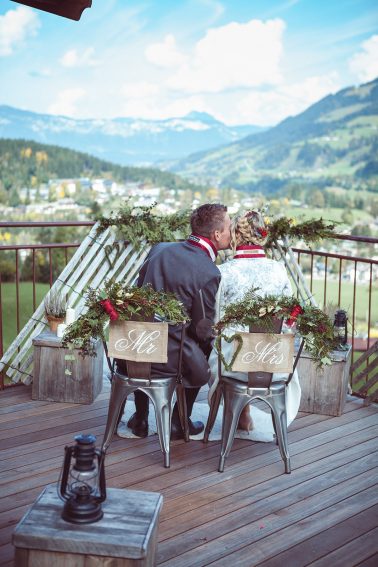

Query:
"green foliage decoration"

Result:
[[265, 216, 337, 248], [214, 288, 338, 369], [62, 279, 188, 357], [96, 201, 191, 247]]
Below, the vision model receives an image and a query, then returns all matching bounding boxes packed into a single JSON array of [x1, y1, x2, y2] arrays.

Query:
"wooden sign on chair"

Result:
[[232, 333, 294, 373], [108, 320, 168, 363]]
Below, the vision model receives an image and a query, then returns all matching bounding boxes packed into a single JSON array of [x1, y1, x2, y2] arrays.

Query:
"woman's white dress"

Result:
[[208, 257, 301, 442]]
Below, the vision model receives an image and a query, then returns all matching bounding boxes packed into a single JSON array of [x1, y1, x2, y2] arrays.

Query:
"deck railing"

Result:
[[0, 221, 377, 399]]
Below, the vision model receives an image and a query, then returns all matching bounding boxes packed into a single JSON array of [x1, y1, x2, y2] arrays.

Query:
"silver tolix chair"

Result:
[[204, 319, 304, 474], [102, 321, 189, 468]]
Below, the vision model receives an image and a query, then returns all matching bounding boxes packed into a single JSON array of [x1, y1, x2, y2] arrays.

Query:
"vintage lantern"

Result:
[[59, 434, 106, 524], [333, 309, 348, 346]]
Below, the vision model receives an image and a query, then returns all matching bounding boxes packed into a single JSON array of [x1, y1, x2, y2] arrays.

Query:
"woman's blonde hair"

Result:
[[231, 210, 268, 252]]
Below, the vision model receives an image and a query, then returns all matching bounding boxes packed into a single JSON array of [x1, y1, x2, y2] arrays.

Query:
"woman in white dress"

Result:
[[208, 210, 301, 442]]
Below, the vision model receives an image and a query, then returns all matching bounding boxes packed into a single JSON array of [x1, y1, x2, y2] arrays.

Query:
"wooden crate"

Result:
[[297, 345, 352, 416], [13, 484, 163, 567], [32, 331, 103, 404]]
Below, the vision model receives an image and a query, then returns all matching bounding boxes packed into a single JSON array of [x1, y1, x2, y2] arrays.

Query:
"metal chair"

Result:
[[204, 319, 303, 474], [102, 323, 189, 468]]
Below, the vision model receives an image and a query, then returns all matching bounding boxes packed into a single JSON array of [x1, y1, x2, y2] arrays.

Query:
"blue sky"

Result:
[[1, 0, 377, 126]]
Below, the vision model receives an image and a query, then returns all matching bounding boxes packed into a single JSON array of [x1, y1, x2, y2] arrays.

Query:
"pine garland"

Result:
[[62, 280, 188, 357], [96, 202, 337, 251], [214, 288, 338, 369], [265, 217, 337, 248], [96, 200, 191, 248]]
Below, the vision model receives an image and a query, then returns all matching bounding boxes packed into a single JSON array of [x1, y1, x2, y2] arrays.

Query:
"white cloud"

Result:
[[120, 82, 208, 121], [0, 6, 40, 57], [121, 81, 160, 98], [234, 72, 341, 126], [48, 88, 86, 117], [60, 47, 98, 68], [145, 34, 187, 68], [163, 18, 285, 93], [349, 35, 378, 83], [121, 93, 208, 121]]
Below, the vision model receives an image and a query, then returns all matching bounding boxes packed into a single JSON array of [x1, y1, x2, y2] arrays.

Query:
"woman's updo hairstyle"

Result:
[[231, 210, 269, 252]]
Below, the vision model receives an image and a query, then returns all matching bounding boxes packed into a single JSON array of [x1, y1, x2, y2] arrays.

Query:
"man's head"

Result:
[[190, 203, 231, 251]]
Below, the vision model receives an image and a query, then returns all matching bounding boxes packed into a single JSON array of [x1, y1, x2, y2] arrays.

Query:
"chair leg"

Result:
[[147, 381, 176, 468], [219, 389, 248, 472], [270, 409, 279, 446], [270, 393, 291, 474], [176, 383, 189, 442], [102, 378, 129, 452], [203, 384, 222, 443]]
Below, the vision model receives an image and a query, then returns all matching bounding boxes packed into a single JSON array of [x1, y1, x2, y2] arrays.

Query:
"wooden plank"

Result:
[[132, 410, 378, 496], [255, 505, 378, 567], [355, 371, 378, 395], [159, 433, 378, 528], [1, 384, 377, 567], [212, 491, 378, 567], [156, 455, 378, 565], [158, 483, 378, 567], [306, 527, 378, 567], [354, 555, 378, 567], [350, 341, 378, 372], [352, 359, 378, 386]]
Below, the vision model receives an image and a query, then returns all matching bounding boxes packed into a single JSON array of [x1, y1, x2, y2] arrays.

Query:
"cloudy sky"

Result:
[[1, 0, 377, 126]]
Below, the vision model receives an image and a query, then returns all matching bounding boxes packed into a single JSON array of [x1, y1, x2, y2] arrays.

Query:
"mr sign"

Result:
[[231, 333, 294, 373], [108, 321, 168, 363]]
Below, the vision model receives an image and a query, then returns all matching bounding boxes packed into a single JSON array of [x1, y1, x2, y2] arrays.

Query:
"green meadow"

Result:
[[1, 282, 50, 352]]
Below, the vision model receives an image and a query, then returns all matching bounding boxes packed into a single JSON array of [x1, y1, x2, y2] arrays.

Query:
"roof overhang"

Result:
[[11, 0, 92, 21]]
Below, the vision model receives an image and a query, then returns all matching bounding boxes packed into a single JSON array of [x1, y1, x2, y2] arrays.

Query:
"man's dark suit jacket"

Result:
[[136, 240, 221, 388]]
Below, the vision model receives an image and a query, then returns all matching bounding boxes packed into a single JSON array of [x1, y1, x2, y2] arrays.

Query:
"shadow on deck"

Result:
[[0, 377, 377, 566]]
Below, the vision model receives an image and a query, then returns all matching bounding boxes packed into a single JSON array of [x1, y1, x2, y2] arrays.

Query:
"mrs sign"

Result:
[[231, 333, 294, 373], [108, 321, 168, 363]]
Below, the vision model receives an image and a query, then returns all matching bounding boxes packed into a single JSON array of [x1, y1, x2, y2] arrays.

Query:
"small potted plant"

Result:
[[44, 290, 67, 333]]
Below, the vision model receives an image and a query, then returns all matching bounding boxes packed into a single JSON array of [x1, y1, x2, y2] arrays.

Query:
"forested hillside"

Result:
[[0, 138, 200, 204], [173, 78, 378, 194]]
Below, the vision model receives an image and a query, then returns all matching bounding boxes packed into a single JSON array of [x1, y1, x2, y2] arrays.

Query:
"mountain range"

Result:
[[172, 78, 378, 192], [0, 106, 262, 166]]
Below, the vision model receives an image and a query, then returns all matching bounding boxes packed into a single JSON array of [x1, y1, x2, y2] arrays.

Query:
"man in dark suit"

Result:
[[127, 203, 231, 439]]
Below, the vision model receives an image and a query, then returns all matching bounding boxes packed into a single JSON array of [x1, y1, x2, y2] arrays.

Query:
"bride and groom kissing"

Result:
[[117, 203, 300, 441]]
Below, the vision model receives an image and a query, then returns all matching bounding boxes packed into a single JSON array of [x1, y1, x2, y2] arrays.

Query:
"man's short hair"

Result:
[[190, 204, 228, 238]]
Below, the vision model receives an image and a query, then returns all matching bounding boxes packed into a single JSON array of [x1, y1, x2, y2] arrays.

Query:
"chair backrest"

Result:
[[248, 317, 283, 388], [218, 317, 298, 388], [108, 318, 168, 378], [105, 320, 186, 380]]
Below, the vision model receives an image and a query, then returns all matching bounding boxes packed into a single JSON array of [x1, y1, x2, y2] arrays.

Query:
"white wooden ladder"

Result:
[[0, 223, 151, 385]]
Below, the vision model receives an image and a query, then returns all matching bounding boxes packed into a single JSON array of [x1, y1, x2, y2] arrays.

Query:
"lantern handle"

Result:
[[59, 445, 74, 501], [95, 448, 107, 503]]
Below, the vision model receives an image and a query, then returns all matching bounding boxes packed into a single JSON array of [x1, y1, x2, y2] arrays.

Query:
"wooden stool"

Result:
[[32, 331, 103, 404], [13, 484, 163, 567]]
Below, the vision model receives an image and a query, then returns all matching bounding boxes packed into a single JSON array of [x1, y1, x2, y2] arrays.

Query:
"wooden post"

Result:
[[13, 484, 163, 567]]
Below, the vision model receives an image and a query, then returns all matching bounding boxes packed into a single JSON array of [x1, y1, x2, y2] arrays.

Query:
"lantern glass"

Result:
[[67, 460, 99, 497]]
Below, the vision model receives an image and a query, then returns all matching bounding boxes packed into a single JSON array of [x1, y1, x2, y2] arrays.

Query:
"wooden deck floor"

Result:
[[0, 381, 377, 566]]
